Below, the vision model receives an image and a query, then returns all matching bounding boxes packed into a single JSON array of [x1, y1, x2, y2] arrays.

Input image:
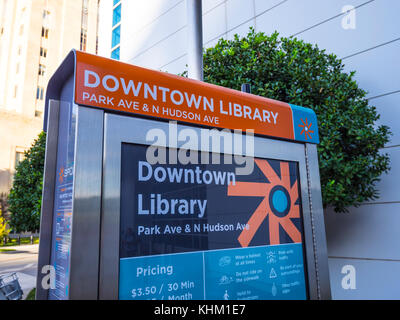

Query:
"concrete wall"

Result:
[[98, 0, 400, 299], [0, 111, 42, 194]]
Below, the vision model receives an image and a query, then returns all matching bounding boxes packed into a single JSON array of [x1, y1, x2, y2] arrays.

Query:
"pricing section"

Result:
[[119, 243, 307, 300], [119, 251, 204, 300]]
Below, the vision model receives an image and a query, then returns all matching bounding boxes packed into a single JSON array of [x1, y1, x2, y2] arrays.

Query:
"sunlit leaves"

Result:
[[8, 132, 46, 232]]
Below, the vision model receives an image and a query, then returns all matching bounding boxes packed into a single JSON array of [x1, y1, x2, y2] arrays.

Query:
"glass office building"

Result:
[[111, 0, 121, 60]]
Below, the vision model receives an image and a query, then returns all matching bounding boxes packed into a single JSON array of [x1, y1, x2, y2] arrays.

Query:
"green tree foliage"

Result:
[[202, 29, 390, 212], [8, 132, 46, 232]]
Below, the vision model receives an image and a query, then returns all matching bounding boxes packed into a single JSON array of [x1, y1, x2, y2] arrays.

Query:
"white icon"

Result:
[[223, 290, 229, 300], [269, 268, 277, 279], [266, 251, 276, 264], [218, 256, 231, 267], [271, 283, 277, 297], [219, 275, 233, 285]]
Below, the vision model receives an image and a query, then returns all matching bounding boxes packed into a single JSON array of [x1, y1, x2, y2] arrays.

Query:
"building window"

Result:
[[80, 31, 87, 51], [111, 46, 120, 60], [40, 47, 47, 58], [43, 10, 50, 27], [14, 86, 18, 98], [96, 0, 100, 54], [112, 25, 120, 48], [16, 63, 19, 73], [41, 27, 49, 39], [80, 0, 88, 51], [38, 64, 46, 76], [43, 10, 50, 19], [113, 4, 121, 26], [15, 151, 25, 169], [19, 25, 24, 35], [36, 86, 44, 100], [18, 46, 22, 55], [111, 1, 121, 60], [82, 0, 88, 25]]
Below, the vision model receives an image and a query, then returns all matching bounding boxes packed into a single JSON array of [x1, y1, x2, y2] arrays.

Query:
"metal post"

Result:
[[241, 83, 251, 94], [186, 0, 203, 81]]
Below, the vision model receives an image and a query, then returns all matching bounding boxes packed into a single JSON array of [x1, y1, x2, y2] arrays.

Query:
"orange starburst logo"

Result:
[[228, 159, 302, 247], [58, 167, 64, 183], [298, 118, 314, 140]]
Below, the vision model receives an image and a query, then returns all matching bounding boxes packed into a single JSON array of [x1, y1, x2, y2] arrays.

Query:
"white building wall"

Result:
[[98, 0, 112, 58], [98, 0, 400, 299]]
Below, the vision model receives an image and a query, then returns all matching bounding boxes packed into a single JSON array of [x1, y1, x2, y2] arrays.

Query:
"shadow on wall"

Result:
[[324, 205, 370, 257]]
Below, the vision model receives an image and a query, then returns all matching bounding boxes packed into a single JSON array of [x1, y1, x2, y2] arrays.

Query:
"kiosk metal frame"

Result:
[[99, 114, 329, 300], [37, 50, 331, 300]]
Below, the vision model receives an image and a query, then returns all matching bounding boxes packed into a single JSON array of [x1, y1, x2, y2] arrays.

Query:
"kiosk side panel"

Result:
[[48, 77, 77, 300], [305, 143, 331, 299], [36, 100, 60, 300], [68, 106, 104, 299]]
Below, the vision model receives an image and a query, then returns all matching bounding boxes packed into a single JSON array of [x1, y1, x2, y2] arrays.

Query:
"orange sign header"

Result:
[[47, 50, 319, 143]]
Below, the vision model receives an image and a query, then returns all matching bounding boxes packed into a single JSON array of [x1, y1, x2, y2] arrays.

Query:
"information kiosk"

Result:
[[37, 50, 331, 300]]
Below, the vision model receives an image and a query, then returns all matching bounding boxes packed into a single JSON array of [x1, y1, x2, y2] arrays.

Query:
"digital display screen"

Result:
[[119, 143, 308, 300]]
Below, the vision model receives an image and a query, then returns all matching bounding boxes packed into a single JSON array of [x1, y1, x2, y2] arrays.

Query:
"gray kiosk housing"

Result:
[[37, 50, 331, 300]]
